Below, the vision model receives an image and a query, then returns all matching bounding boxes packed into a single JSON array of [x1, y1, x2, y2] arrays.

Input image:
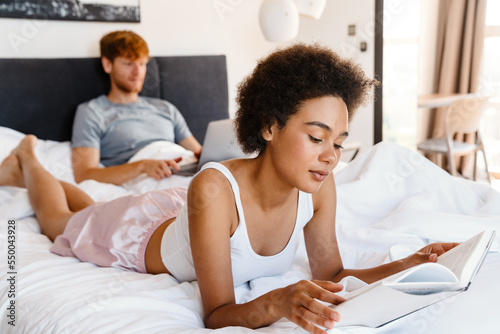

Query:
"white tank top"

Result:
[[160, 162, 314, 287]]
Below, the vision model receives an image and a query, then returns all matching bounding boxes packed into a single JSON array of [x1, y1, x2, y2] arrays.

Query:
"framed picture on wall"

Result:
[[0, 0, 140, 23]]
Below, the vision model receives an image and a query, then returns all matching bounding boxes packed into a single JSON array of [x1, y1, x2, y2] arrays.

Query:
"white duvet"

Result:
[[0, 126, 499, 334]]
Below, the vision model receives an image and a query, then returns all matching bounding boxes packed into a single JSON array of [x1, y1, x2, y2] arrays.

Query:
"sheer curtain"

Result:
[[425, 0, 487, 176]]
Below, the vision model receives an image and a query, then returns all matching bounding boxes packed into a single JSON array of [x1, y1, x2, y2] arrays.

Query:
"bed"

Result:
[[1, 56, 499, 334]]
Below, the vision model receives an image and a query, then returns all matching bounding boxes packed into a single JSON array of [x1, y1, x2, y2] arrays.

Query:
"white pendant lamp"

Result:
[[294, 0, 327, 20], [259, 0, 299, 42]]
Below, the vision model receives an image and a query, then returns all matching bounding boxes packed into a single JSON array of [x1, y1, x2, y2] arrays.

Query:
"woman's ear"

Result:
[[261, 122, 277, 142]]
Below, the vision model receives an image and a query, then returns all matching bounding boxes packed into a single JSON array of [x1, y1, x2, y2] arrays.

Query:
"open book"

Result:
[[329, 230, 496, 328]]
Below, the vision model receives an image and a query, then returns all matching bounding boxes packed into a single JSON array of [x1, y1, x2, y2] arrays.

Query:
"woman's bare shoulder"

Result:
[[189, 166, 232, 193], [188, 166, 236, 217]]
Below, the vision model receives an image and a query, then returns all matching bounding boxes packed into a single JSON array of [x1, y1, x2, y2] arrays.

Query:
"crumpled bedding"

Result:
[[0, 126, 499, 334]]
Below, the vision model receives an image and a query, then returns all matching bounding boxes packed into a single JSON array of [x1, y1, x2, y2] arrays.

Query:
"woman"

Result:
[[0, 44, 457, 334]]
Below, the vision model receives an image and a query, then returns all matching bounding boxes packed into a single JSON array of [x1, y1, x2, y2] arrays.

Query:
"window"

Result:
[[383, 0, 500, 180], [479, 0, 500, 178], [382, 0, 421, 149]]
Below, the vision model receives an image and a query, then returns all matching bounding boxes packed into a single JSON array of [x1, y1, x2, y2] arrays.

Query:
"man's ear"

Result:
[[101, 57, 113, 74]]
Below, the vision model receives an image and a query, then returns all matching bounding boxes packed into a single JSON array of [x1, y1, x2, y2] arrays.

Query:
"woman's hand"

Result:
[[271, 280, 346, 334], [401, 242, 460, 271]]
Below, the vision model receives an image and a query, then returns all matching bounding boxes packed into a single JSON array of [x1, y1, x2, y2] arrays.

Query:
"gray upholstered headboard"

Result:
[[0, 55, 229, 143]]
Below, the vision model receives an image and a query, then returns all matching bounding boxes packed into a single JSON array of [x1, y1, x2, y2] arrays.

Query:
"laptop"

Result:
[[173, 119, 251, 176]]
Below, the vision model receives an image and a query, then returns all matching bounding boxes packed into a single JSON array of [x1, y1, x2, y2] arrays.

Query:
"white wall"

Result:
[[0, 0, 375, 151]]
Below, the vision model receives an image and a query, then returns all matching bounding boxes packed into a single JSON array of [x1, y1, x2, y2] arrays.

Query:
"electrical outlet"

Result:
[[348, 24, 356, 36], [360, 41, 367, 52]]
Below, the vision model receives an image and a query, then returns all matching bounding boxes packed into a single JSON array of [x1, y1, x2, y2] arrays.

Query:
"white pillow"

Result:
[[0, 126, 74, 183], [128, 140, 197, 166], [0, 126, 25, 161]]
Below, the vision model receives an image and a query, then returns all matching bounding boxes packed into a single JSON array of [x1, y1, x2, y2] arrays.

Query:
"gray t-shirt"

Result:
[[72, 95, 192, 166]]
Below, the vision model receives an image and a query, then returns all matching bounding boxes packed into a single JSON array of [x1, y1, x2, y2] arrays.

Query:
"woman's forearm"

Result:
[[204, 280, 345, 333], [204, 289, 281, 330], [329, 259, 405, 284]]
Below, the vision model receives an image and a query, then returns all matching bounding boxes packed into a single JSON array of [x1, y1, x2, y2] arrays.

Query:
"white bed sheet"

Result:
[[0, 128, 499, 334]]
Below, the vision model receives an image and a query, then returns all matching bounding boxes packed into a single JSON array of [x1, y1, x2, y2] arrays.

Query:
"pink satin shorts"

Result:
[[51, 187, 187, 273]]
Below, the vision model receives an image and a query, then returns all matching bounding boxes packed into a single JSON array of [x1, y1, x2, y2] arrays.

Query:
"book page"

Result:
[[382, 281, 461, 295], [395, 262, 456, 282], [436, 231, 483, 279], [383, 262, 460, 295], [437, 230, 495, 286]]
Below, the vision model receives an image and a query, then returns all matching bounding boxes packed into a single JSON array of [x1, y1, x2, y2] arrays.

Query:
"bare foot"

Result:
[[11, 135, 38, 159], [0, 154, 24, 188]]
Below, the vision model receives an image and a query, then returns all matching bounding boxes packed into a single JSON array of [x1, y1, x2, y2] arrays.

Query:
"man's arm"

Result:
[[178, 136, 203, 159], [72, 147, 181, 185]]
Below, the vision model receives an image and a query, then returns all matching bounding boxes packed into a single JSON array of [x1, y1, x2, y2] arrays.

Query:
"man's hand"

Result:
[[141, 157, 182, 180], [72, 147, 185, 185]]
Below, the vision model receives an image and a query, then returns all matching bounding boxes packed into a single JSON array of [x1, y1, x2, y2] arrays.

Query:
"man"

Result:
[[71, 30, 202, 185]]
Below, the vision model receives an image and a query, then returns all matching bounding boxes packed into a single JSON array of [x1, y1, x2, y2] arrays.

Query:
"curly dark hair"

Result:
[[234, 43, 378, 154]]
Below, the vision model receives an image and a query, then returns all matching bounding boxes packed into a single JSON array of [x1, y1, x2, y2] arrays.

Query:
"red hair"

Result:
[[100, 30, 149, 62]]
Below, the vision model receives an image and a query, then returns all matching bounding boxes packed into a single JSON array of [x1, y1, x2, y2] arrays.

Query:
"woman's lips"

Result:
[[310, 169, 329, 181]]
